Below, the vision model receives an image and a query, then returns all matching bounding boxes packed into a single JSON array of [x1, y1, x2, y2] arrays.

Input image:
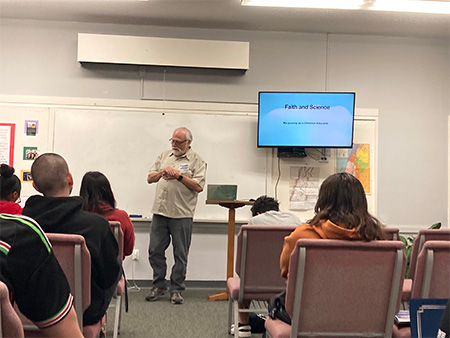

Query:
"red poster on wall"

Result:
[[0, 123, 15, 166]]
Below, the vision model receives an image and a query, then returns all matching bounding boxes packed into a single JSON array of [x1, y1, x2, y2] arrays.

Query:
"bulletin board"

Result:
[[0, 104, 52, 198]]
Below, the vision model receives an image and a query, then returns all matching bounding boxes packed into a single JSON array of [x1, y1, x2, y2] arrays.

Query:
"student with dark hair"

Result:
[[251, 195, 280, 215], [80, 171, 135, 259], [22, 153, 121, 327], [280, 172, 385, 277], [0, 164, 22, 214], [249, 195, 301, 225]]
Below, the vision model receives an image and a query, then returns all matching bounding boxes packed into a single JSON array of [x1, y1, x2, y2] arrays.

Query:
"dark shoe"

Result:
[[170, 291, 184, 304], [249, 312, 266, 333], [145, 287, 167, 301]]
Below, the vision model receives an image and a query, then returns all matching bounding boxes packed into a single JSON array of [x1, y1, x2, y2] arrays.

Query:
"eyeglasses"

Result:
[[169, 138, 188, 145]]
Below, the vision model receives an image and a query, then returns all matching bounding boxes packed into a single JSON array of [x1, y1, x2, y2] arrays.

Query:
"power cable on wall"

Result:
[[274, 156, 281, 200], [127, 260, 141, 291]]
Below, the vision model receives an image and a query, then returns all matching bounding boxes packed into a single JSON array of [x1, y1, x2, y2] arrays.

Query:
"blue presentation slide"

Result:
[[258, 92, 355, 147]]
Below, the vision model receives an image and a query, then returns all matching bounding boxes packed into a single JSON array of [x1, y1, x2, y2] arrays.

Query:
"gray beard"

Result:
[[172, 148, 183, 156]]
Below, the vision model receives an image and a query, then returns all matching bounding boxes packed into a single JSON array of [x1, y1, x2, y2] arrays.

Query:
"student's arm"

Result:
[[280, 224, 320, 278], [280, 235, 295, 279], [279, 224, 308, 278], [39, 307, 84, 338], [118, 210, 135, 258]]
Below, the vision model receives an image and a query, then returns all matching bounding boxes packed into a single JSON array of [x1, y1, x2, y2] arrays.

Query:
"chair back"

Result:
[[409, 229, 450, 280], [0, 281, 24, 338], [109, 221, 124, 260], [235, 224, 296, 302], [411, 240, 450, 299], [383, 227, 400, 241], [286, 239, 406, 338], [46, 233, 91, 328], [108, 221, 125, 338]]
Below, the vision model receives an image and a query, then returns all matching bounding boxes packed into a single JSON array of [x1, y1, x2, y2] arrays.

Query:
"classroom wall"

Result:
[[0, 18, 448, 281]]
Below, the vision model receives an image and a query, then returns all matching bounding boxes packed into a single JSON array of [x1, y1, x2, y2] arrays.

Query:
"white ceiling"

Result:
[[0, 0, 449, 39]]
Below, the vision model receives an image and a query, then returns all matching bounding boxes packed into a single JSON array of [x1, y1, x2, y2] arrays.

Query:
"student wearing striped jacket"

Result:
[[0, 213, 83, 337]]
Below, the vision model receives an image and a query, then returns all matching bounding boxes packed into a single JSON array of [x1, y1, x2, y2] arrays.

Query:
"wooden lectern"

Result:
[[206, 200, 254, 301]]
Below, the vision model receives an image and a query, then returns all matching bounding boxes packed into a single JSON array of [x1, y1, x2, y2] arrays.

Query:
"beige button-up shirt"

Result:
[[149, 148, 206, 218]]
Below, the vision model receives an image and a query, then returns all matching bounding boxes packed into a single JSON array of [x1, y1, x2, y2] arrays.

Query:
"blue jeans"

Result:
[[148, 214, 193, 292]]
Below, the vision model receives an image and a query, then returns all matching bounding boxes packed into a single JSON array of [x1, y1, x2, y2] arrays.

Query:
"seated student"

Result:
[[233, 195, 303, 337], [270, 172, 385, 326], [0, 164, 22, 214], [0, 213, 83, 337], [280, 172, 385, 278], [79, 171, 135, 259], [248, 195, 302, 226], [22, 153, 121, 327]]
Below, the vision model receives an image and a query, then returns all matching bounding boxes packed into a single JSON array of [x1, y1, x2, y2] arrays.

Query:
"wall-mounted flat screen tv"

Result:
[[258, 92, 355, 148]]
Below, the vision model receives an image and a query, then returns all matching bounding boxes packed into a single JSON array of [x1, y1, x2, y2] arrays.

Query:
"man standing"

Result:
[[22, 153, 121, 327], [146, 127, 206, 305]]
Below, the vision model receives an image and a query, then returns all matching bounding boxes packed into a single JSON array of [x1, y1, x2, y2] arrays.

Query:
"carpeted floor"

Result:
[[105, 287, 233, 338]]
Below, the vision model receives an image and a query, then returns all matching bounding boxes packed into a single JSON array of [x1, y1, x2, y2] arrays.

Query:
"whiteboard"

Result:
[[0, 100, 377, 223], [53, 108, 269, 221]]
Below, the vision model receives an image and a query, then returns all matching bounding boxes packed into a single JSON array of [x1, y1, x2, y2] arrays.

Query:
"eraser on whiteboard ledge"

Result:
[[129, 214, 143, 218]]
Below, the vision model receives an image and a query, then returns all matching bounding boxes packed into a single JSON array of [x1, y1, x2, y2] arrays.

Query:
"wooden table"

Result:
[[206, 200, 254, 301]]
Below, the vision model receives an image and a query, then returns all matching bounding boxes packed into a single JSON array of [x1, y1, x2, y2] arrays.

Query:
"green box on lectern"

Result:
[[206, 185, 238, 201]]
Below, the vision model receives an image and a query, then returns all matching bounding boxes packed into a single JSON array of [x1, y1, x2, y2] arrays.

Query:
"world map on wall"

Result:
[[336, 143, 370, 193]]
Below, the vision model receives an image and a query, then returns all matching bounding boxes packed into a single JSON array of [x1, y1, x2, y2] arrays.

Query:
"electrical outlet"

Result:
[[132, 249, 140, 261]]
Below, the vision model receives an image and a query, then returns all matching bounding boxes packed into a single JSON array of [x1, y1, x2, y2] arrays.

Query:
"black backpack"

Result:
[[268, 290, 291, 325]]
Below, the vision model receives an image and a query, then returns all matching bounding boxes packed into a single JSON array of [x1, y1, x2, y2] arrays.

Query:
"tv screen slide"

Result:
[[258, 92, 355, 148]]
